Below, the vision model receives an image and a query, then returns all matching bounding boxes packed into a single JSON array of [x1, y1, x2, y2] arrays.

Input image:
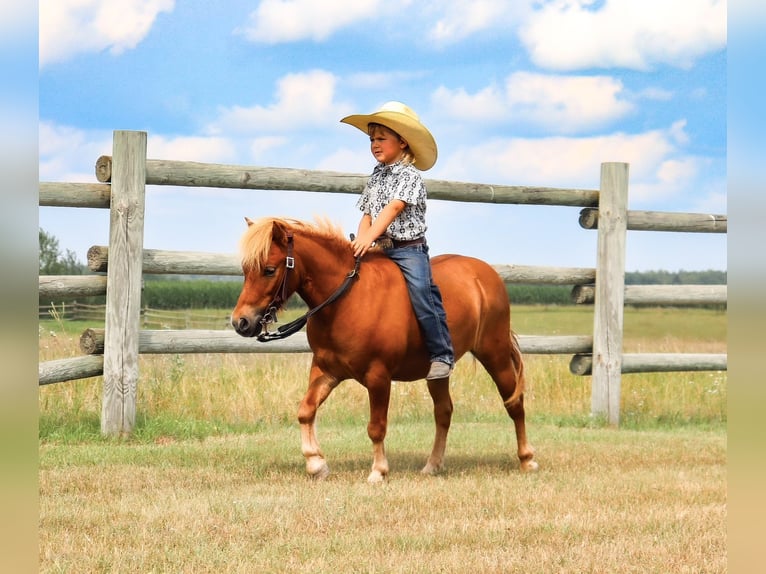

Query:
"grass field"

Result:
[[38, 306, 727, 573]]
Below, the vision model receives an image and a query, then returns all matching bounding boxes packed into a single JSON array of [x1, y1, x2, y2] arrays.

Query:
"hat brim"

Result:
[[341, 111, 437, 171]]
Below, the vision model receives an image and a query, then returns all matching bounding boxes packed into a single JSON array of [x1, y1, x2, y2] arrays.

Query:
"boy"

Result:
[[341, 101, 455, 380]]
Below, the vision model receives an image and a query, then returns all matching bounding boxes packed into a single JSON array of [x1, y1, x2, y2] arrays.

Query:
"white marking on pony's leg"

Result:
[[301, 422, 329, 479], [298, 366, 339, 480], [421, 435, 446, 475], [367, 441, 388, 484]]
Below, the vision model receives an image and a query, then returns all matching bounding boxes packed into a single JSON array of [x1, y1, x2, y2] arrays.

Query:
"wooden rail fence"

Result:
[[39, 130, 727, 432]]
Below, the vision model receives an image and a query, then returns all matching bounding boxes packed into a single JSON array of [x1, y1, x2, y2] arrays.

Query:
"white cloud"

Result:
[[638, 87, 674, 102], [40, 0, 175, 67], [432, 85, 507, 121], [689, 189, 727, 215], [39, 121, 238, 181], [346, 70, 428, 90], [238, 0, 381, 43], [433, 72, 633, 133], [146, 135, 236, 163], [39, 121, 112, 182], [207, 70, 352, 135], [435, 123, 697, 205], [427, 0, 523, 43], [505, 72, 634, 132], [520, 0, 727, 71]]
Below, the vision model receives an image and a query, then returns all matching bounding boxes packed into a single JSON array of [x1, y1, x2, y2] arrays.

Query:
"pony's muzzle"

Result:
[[232, 314, 262, 338]]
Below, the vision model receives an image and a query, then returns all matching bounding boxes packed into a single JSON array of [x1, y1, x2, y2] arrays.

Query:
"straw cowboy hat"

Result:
[[340, 101, 438, 171]]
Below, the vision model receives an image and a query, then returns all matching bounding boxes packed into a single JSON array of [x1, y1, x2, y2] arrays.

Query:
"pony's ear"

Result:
[[245, 217, 254, 227], [271, 220, 289, 246]]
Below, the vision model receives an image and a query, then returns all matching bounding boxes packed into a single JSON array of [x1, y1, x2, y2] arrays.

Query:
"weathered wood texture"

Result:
[[80, 329, 311, 355], [87, 245, 240, 275], [101, 131, 146, 436], [591, 163, 629, 425], [570, 353, 727, 375], [579, 207, 727, 233], [39, 355, 105, 386], [87, 245, 595, 283], [94, 155, 601, 207], [571, 284, 727, 306], [39, 275, 107, 300], [494, 264, 595, 285], [78, 329, 592, 357], [39, 182, 111, 208]]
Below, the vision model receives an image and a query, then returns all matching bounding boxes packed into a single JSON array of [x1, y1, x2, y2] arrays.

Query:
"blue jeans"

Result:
[[385, 242, 455, 366]]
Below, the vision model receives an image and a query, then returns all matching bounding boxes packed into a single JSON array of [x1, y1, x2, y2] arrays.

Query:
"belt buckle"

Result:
[[377, 237, 394, 250]]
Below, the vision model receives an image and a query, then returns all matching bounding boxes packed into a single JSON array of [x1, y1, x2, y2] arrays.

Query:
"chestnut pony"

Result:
[[231, 217, 537, 482]]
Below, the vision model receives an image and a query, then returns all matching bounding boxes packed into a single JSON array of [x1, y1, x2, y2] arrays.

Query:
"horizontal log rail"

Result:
[[86, 245, 599, 283], [39, 275, 108, 300], [93, 156, 601, 207], [579, 207, 727, 233], [37, 331, 595, 385], [569, 353, 727, 375], [39, 182, 111, 208], [571, 284, 727, 306], [43, 328, 729, 385], [87, 245, 240, 275], [77, 329, 592, 357], [39, 355, 104, 386]]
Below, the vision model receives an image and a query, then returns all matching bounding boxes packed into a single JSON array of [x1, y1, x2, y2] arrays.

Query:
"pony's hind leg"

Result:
[[504, 393, 538, 472], [297, 361, 341, 480], [475, 340, 538, 472], [421, 378, 454, 475]]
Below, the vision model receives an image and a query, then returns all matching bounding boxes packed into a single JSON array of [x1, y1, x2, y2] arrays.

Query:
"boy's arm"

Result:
[[351, 200, 405, 257]]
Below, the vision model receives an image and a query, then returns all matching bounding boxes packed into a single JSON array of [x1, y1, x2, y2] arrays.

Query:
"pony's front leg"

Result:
[[366, 380, 392, 484], [297, 362, 340, 480]]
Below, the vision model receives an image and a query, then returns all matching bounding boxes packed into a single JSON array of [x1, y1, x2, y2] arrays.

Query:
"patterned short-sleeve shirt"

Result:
[[356, 161, 427, 241]]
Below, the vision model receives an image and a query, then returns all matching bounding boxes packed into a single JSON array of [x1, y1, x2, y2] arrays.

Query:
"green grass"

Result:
[[38, 305, 726, 441]]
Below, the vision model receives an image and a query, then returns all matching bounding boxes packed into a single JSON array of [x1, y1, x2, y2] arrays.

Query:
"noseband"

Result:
[[257, 231, 361, 342]]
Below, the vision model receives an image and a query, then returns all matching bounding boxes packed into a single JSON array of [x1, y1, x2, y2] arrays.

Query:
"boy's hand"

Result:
[[351, 230, 377, 258]]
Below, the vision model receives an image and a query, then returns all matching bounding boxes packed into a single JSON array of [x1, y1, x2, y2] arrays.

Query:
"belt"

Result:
[[391, 237, 425, 248]]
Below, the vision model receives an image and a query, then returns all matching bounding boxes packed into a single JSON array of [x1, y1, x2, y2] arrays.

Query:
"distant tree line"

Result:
[[625, 270, 726, 285], [39, 229, 86, 275]]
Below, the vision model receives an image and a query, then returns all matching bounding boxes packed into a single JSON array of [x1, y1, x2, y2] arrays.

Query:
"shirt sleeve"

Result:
[[391, 166, 425, 206]]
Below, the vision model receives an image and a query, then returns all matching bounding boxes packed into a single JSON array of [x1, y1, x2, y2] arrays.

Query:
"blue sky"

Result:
[[38, 0, 727, 272]]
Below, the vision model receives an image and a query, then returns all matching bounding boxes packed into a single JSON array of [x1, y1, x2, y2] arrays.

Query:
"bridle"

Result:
[[257, 230, 361, 342], [260, 231, 296, 329]]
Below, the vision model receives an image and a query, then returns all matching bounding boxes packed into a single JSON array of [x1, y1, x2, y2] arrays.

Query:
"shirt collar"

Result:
[[373, 160, 407, 175]]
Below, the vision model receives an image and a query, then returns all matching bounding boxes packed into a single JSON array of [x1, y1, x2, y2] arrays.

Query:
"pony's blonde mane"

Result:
[[239, 216, 347, 272]]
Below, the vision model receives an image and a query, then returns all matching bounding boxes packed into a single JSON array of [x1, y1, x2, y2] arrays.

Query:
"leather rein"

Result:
[[257, 231, 361, 342]]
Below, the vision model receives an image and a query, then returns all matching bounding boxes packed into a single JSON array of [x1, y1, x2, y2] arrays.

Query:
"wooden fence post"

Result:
[[590, 162, 629, 425], [101, 131, 147, 435]]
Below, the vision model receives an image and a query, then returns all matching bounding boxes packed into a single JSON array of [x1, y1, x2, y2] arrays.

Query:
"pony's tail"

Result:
[[503, 330, 526, 409]]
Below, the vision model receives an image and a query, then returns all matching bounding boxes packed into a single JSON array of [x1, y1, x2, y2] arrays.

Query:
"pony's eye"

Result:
[[264, 266, 277, 277]]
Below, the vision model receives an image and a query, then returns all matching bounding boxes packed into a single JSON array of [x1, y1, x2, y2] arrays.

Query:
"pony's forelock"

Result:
[[239, 216, 347, 272]]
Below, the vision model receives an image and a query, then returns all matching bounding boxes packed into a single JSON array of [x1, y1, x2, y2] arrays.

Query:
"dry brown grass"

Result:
[[38, 306, 727, 572], [39, 423, 726, 573]]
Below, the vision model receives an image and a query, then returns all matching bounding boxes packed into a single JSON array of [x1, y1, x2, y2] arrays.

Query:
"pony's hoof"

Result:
[[307, 457, 330, 480], [421, 462, 443, 476], [520, 459, 539, 473], [367, 470, 386, 484]]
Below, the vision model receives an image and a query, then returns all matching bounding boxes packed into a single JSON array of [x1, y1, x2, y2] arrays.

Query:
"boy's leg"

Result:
[[386, 246, 454, 374]]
